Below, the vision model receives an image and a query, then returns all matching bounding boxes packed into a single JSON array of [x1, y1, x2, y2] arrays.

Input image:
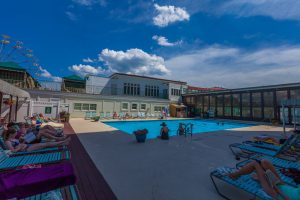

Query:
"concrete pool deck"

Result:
[[70, 118, 293, 200]]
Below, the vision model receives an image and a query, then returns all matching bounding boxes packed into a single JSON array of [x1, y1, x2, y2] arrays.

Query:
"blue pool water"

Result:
[[104, 119, 254, 139]]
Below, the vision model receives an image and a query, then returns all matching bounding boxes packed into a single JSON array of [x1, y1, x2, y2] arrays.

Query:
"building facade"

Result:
[[183, 82, 300, 124]]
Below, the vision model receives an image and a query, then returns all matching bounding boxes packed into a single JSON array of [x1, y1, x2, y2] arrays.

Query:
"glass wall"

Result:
[[216, 95, 223, 116], [252, 92, 262, 119], [232, 94, 240, 117], [203, 96, 209, 113], [263, 91, 274, 121], [277, 90, 288, 122], [224, 94, 232, 117], [290, 89, 300, 124], [196, 96, 203, 116], [210, 95, 216, 113], [242, 93, 251, 118]]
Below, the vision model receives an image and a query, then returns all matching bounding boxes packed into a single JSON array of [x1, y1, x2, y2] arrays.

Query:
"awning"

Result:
[[170, 104, 187, 108], [0, 79, 30, 98]]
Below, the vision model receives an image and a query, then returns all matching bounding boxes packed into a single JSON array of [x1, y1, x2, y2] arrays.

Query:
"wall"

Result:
[[27, 90, 170, 118], [85, 75, 110, 94]]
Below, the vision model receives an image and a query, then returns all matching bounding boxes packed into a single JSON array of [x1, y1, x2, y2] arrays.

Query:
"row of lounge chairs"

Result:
[[0, 127, 79, 199], [211, 132, 300, 199], [85, 111, 164, 120]]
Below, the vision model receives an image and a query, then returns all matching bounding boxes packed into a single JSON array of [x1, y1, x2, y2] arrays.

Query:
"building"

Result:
[[62, 75, 85, 93], [183, 82, 300, 124], [85, 73, 187, 102], [0, 61, 38, 88]]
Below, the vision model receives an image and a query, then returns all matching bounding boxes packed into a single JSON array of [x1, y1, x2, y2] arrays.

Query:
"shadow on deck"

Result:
[[64, 122, 117, 200]]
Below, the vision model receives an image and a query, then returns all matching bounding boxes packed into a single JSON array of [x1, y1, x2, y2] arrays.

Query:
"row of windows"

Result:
[[145, 85, 159, 97], [74, 103, 97, 111], [171, 88, 181, 96], [121, 103, 146, 111], [123, 83, 140, 96]]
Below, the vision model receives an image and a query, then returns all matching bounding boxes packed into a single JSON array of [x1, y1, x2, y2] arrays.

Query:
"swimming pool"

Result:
[[104, 119, 254, 139]]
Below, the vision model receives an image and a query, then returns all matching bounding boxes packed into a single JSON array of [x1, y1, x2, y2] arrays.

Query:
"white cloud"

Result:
[[39, 67, 62, 82], [219, 0, 300, 21], [65, 11, 77, 21], [99, 48, 170, 76], [164, 45, 300, 88], [153, 4, 190, 27], [82, 57, 94, 63], [152, 35, 182, 47], [69, 64, 111, 77], [72, 0, 106, 7]]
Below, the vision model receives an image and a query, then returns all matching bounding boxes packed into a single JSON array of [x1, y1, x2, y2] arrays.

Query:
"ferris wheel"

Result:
[[0, 34, 42, 79]]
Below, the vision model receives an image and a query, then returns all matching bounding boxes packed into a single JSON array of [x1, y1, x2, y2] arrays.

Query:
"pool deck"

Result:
[[70, 118, 293, 200]]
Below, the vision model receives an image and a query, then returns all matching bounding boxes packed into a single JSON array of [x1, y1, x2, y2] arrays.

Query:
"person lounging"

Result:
[[227, 159, 300, 200], [3, 128, 70, 152]]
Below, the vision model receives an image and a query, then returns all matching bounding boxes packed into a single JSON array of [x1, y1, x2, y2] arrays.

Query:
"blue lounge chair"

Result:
[[236, 159, 299, 187], [211, 167, 273, 200], [229, 134, 300, 159], [0, 150, 71, 171], [248, 154, 300, 170], [21, 185, 80, 200], [0, 136, 67, 156]]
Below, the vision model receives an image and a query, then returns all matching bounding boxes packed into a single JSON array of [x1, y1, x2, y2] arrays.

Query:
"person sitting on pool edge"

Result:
[[160, 122, 169, 140]]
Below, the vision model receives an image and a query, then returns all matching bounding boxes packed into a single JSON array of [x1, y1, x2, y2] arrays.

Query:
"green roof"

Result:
[[0, 62, 26, 72], [63, 74, 85, 82]]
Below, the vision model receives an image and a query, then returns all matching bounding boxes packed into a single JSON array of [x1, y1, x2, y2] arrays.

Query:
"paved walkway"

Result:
[[70, 118, 292, 200]]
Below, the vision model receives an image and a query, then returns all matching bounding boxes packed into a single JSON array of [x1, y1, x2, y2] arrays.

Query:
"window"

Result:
[[82, 104, 90, 111], [171, 88, 181, 96], [122, 102, 129, 110], [89, 104, 97, 111], [131, 103, 138, 110], [74, 103, 82, 111], [74, 103, 96, 111], [123, 83, 140, 96], [154, 106, 164, 112], [140, 104, 146, 110], [145, 85, 160, 97]]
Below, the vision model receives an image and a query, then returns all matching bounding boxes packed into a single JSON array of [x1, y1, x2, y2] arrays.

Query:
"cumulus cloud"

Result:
[[99, 48, 170, 76], [153, 4, 190, 27], [69, 64, 111, 77], [164, 45, 300, 88], [152, 35, 182, 47], [39, 67, 62, 82]]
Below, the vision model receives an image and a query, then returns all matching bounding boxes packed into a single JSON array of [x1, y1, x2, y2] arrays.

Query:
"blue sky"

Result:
[[1, 0, 300, 88]]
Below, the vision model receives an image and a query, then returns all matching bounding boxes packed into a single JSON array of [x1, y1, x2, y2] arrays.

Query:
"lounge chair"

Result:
[[85, 111, 97, 120], [236, 159, 299, 187], [21, 185, 80, 200], [105, 112, 112, 119], [99, 112, 105, 119], [131, 112, 138, 118], [229, 134, 300, 159], [246, 154, 300, 170], [210, 167, 274, 200], [0, 149, 71, 171], [242, 133, 297, 151], [0, 136, 67, 156]]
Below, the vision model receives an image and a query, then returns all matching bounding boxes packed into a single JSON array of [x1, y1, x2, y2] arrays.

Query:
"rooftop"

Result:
[[110, 73, 187, 85], [63, 74, 85, 82], [0, 61, 26, 72]]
